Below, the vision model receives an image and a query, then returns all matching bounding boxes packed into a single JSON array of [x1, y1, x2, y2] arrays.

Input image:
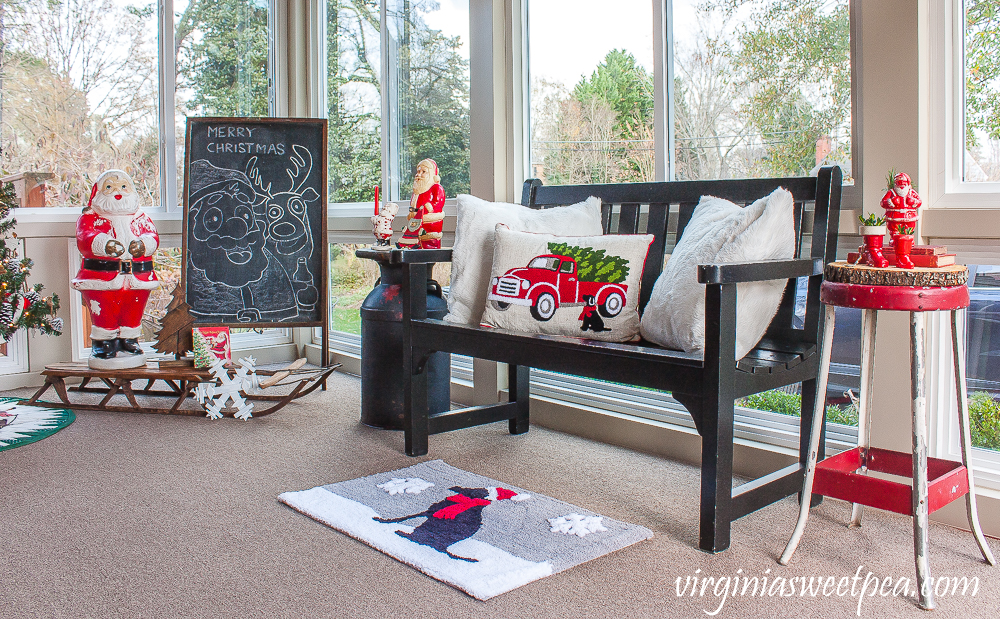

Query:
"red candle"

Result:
[[373, 186, 380, 216]]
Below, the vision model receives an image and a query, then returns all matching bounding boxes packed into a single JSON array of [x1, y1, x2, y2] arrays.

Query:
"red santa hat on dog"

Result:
[[488, 487, 531, 502]]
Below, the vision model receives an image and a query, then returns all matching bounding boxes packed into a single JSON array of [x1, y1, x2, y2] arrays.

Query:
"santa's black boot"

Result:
[[91, 339, 119, 359], [118, 338, 143, 355]]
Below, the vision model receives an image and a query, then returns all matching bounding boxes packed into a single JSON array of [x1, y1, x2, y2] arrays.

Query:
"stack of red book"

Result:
[[847, 245, 957, 268]]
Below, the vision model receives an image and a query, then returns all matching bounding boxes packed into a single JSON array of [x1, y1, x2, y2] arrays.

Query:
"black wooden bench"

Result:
[[381, 166, 842, 553]]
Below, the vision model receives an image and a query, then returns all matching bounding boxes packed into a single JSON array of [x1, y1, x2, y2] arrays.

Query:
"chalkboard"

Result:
[[182, 117, 328, 329]]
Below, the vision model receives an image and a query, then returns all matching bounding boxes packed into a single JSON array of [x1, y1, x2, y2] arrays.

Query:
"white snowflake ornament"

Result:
[[548, 513, 608, 538], [377, 477, 434, 495], [195, 356, 259, 420]]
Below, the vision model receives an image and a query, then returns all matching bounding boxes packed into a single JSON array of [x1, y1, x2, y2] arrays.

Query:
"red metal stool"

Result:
[[779, 274, 996, 610]]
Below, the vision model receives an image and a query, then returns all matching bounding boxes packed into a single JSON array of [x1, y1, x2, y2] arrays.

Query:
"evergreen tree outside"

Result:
[[531, 1, 853, 184], [175, 0, 270, 118]]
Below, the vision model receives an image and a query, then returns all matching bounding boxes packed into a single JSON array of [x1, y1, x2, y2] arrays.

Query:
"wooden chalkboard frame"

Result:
[[181, 117, 329, 369]]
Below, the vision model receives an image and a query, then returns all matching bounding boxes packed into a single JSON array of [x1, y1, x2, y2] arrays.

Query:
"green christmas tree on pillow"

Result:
[[547, 242, 630, 284]]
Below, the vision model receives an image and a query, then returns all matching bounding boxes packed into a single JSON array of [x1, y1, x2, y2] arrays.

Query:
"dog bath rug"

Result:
[[279, 459, 653, 600], [0, 399, 75, 452]]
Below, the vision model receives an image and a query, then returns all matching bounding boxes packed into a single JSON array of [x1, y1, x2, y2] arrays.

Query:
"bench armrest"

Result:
[[355, 248, 454, 264], [697, 258, 822, 285]]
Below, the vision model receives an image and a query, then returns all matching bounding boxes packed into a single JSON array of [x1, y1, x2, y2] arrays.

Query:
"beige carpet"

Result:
[[1, 371, 996, 618]]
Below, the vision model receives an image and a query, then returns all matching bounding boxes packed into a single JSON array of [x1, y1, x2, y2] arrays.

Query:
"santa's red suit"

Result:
[[880, 173, 922, 238], [71, 170, 159, 345], [398, 159, 446, 250]]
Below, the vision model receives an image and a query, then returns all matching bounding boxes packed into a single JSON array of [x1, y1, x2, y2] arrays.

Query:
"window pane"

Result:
[[964, 0, 1000, 182], [330, 242, 451, 337], [528, 0, 655, 185], [173, 0, 270, 200], [966, 265, 1000, 452], [0, 0, 160, 206], [330, 243, 378, 336], [674, 0, 852, 181], [385, 0, 470, 199], [328, 0, 382, 203]]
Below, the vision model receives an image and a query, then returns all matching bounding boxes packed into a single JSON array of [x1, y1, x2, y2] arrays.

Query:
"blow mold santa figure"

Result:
[[72, 169, 159, 369], [397, 158, 445, 250], [880, 171, 922, 269]]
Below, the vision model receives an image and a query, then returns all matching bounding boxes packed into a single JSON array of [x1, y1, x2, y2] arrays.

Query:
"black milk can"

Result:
[[359, 254, 450, 429]]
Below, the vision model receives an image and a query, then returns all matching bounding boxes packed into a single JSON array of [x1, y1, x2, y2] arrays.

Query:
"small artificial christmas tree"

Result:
[[547, 242, 630, 284], [0, 181, 62, 341]]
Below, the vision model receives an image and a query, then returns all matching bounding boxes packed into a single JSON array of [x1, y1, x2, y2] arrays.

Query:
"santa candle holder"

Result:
[[371, 186, 399, 250]]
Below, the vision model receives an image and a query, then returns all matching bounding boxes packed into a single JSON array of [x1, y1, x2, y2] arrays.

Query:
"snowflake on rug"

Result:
[[377, 477, 435, 495], [548, 513, 608, 538], [0, 399, 75, 451]]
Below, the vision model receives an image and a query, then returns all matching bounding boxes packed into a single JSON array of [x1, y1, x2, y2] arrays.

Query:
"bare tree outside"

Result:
[[0, 0, 159, 206]]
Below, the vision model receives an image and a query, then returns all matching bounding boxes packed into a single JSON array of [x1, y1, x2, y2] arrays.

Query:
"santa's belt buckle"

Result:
[[120, 260, 133, 274]]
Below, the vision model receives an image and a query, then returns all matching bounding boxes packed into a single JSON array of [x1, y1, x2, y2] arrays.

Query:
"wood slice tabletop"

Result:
[[824, 262, 968, 287]]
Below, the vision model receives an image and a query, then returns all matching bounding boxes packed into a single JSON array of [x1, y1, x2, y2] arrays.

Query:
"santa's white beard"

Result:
[[411, 176, 434, 206], [92, 192, 139, 216], [894, 185, 910, 197]]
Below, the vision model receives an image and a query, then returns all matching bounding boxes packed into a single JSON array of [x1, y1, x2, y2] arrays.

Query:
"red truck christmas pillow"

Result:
[[481, 226, 653, 342]]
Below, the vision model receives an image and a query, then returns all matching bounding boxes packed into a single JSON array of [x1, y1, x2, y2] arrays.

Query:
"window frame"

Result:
[[924, 0, 1000, 210], [928, 308, 1000, 491], [922, 0, 1000, 490], [155, 0, 278, 213]]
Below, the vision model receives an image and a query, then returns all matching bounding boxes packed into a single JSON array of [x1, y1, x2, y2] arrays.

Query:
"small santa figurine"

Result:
[[397, 158, 445, 250], [880, 171, 922, 268], [371, 186, 399, 249], [72, 170, 159, 369]]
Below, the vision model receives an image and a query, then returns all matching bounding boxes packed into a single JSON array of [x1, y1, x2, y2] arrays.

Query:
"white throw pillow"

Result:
[[639, 187, 795, 359], [481, 226, 654, 342], [445, 194, 604, 325]]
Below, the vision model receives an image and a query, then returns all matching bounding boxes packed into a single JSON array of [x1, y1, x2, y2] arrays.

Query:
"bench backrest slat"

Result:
[[641, 203, 670, 312], [675, 202, 698, 246], [521, 167, 843, 349], [618, 203, 641, 235]]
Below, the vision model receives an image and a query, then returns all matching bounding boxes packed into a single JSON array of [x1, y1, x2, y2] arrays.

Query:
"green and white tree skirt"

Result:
[[0, 398, 74, 452]]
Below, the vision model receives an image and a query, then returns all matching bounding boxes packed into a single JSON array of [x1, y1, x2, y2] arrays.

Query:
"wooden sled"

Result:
[[25, 361, 340, 418]]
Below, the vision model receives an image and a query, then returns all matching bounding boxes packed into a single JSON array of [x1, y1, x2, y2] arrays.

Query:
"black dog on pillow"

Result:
[[374, 485, 524, 562]]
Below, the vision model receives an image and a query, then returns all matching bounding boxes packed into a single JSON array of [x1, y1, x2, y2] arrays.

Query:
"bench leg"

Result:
[[404, 347, 430, 457], [699, 396, 734, 553], [699, 283, 737, 553], [508, 364, 529, 435]]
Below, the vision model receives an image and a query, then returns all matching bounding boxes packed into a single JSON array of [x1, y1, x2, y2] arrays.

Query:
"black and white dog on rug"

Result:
[[374, 485, 528, 562]]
